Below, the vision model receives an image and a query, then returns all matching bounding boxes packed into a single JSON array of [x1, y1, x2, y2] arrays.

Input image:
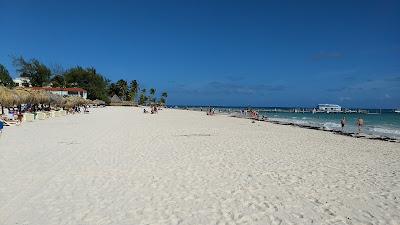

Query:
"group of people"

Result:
[[340, 117, 364, 133], [240, 109, 259, 119], [1, 109, 26, 127], [67, 106, 90, 114], [143, 106, 159, 114], [206, 107, 215, 115], [248, 110, 259, 119]]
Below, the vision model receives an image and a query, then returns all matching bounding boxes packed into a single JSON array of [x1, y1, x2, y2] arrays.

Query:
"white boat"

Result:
[[395, 109, 400, 113], [317, 104, 342, 113]]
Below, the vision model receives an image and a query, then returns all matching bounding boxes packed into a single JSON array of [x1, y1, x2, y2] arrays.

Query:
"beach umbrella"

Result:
[[38, 90, 50, 104], [0, 86, 18, 107], [84, 99, 93, 105], [93, 99, 106, 106], [26, 89, 41, 104], [0, 86, 9, 106], [14, 87, 33, 104], [64, 96, 79, 108], [48, 93, 65, 106], [10, 89, 22, 106]]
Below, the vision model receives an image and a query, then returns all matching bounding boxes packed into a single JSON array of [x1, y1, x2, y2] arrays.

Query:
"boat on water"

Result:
[[317, 104, 342, 113], [395, 109, 400, 113]]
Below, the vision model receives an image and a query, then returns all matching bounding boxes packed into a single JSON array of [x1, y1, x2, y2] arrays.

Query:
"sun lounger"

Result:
[[36, 112, 46, 120], [0, 117, 19, 126], [23, 113, 35, 122], [44, 112, 51, 119], [50, 111, 56, 118]]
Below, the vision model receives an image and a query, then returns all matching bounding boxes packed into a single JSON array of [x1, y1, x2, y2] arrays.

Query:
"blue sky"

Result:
[[0, 0, 399, 108]]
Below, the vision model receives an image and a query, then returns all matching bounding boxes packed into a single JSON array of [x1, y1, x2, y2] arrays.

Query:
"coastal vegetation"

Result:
[[0, 64, 14, 88], [0, 57, 168, 106]]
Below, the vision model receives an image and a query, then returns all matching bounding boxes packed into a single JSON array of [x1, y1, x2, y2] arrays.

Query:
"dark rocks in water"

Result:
[[229, 115, 400, 143]]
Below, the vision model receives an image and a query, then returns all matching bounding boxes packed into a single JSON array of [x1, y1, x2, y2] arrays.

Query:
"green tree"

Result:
[[138, 88, 147, 105], [64, 66, 109, 101], [108, 82, 119, 96], [50, 64, 65, 87], [160, 92, 168, 105], [0, 64, 14, 87], [116, 79, 128, 100], [50, 75, 65, 87], [128, 80, 139, 102], [13, 56, 51, 87], [149, 88, 156, 103]]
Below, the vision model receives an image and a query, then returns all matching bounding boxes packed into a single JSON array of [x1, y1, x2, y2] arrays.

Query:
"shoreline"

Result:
[[179, 108, 400, 143]]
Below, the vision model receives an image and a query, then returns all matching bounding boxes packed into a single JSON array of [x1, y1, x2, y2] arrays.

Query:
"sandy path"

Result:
[[0, 107, 399, 225]]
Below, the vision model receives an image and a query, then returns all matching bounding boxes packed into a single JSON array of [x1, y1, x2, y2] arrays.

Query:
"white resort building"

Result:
[[31, 87, 88, 99], [13, 77, 32, 87]]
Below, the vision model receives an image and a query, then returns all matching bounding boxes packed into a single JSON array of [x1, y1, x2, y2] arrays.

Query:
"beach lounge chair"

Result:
[[0, 117, 19, 126], [36, 112, 46, 120], [23, 113, 35, 122], [50, 111, 56, 118]]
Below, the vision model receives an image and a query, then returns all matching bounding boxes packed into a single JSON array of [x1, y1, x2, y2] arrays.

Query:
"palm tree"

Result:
[[160, 92, 168, 105], [129, 80, 139, 102], [139, 88, 147, 105], [116, 79, 128, 100], [149, 88, 156, 103], [0, 64, 14, 88]]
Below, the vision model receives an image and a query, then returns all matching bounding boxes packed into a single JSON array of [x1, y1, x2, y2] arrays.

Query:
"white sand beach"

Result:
[[0, 107, 399, 225]]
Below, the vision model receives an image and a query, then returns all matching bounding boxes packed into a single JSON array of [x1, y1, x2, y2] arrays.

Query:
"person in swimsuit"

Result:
[[356, 118, 364, 133], [340, 117, 346, 131]]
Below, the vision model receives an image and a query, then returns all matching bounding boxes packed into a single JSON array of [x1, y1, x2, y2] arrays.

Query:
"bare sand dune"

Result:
[[0, 107, 399, 225]]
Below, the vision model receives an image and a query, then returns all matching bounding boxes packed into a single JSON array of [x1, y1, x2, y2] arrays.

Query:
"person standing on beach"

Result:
[[340, 117, 346, 131], [356, 118, 364, 133]]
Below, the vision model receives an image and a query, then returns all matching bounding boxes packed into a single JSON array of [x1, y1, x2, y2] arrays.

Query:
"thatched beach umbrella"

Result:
[[0, 86, 18, 107], [10, 89, 22, 106], [64, 96, 74, 108], [64, 96, 78, 108], [48, 93, 65, 107], [37, 90, 50, 104], [0, 86, 11, 114], [25, 89, 40, 104], [93, 99, 106, 106], [84, 99, 93, 105], [0, 86, 9, 106], [14, 87, 33, 105]]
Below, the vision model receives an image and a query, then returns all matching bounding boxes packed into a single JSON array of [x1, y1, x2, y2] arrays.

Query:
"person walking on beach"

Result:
[[340, 117, 346, 131], [356, 118, 364, 133]]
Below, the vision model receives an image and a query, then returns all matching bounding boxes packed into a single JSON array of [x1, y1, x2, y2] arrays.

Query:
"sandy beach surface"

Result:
[[0, 107, 399, 225]]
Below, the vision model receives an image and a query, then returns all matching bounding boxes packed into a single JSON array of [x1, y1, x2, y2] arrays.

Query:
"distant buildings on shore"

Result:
[[13, 77, 31, 87], [13, 77, 87, 99], [31, 87, 88, 99]]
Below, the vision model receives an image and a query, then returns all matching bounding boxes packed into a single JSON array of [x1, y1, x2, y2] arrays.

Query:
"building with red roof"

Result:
[[31, 87, 88, 99]]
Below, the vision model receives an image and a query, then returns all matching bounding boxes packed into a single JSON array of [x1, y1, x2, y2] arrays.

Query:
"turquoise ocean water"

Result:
[[262, 111, 400, 139], [172, 106, 400, 139]]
